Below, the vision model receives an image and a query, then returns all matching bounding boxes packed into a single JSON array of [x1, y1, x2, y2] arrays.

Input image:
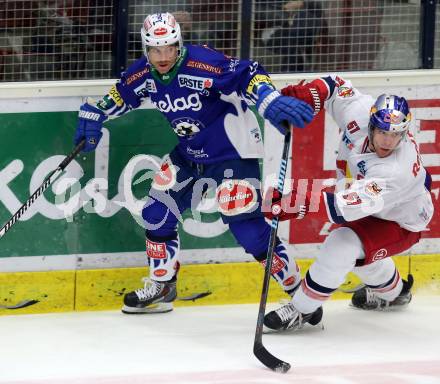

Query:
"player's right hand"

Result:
[[74, 103, 108, 152], [256, 84, 313, 134]]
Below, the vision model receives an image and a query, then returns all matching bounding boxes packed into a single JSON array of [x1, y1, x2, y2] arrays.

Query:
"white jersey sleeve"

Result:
[[323, 76, 375, 134]]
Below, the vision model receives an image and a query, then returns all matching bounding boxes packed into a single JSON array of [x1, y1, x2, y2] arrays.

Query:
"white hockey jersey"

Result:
[[322, 76, 433, 232]]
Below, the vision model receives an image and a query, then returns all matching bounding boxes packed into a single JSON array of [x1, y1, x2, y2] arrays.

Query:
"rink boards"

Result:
[[0, 254, 440, 315], [0, 71, 439, 315]]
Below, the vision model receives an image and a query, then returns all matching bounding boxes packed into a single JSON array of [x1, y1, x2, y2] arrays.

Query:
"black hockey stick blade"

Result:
[[177, 291, 212, 301], [254, 342, 291, 373], [0, 299, 39, 310]]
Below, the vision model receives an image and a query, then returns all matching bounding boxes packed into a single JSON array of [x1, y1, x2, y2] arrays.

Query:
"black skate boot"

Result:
[[264, 303, 323, 332], [351, 274, 414, 310], [122, 277, 177, 314]]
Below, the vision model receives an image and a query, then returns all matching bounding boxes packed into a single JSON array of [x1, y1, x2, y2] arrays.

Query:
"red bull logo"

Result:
[[338, 86, 354, 98], [365, 181, 382, 196], [383, 112, 402, 124]]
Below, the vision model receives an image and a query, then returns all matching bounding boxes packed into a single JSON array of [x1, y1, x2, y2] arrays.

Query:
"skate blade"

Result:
[[263, 319, 324, 334], [263, 325, 281, 334], [262, 323, 301, 334], [349, 302, 410, 311], [121, 302, 173, 314]]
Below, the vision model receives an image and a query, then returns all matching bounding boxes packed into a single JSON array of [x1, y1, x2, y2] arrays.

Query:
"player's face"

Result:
[[371, 128, 404, 158], [148, 45, 179, 74]]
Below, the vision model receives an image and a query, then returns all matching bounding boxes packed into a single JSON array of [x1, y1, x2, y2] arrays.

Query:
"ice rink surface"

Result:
[[1, 297, 439, 384]]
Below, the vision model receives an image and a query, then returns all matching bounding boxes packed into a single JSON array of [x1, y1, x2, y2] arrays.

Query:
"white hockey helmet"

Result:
[[140, 13, 183, 58]]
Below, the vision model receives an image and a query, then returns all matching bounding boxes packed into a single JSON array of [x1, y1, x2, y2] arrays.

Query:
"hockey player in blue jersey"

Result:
[[74, 12, 316, 314]]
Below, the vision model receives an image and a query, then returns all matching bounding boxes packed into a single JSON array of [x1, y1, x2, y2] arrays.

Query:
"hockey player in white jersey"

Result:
[[263, 75, 434, 331]]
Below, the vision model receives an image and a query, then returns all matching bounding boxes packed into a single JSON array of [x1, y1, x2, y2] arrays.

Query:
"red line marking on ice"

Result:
[[6, 360, 440, 384]]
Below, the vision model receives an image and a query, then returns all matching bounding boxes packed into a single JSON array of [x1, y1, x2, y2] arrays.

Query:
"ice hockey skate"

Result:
[[264, 303, 323, 332], [122, 277, 177, 314], [351, 274, 414, 310]]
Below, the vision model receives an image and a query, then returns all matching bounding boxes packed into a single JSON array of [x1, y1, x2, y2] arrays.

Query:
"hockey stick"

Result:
[[253, 130, 292, 373], [0, 292, 211, 311], [0, 139, 85, 239], [177, 291, 212, 301], [0, 299, 39, 310]]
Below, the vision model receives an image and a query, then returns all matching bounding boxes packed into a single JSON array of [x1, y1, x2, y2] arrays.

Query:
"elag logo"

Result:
[[178, 75, 213, 93]]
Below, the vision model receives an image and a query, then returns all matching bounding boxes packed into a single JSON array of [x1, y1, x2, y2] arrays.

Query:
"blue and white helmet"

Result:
[[369, 94, 411, 140], [140, 13, 183, 58]]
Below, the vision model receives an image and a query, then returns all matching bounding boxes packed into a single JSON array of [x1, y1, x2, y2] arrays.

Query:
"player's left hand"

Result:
[[262, 186, 310, 221], [256, 84, 314, 134]]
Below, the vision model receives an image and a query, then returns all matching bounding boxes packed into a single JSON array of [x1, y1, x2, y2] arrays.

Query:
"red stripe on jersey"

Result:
[[301, 279, 330, 301], [336, 160, 347, 176], [361, 137, 370, 153], [372, 270, 401, 294]]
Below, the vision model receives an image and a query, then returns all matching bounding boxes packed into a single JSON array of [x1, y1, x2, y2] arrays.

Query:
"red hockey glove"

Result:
[[262, 187, 310, 221], [281, 79, 329, 116], [262, 185, 330, 221]]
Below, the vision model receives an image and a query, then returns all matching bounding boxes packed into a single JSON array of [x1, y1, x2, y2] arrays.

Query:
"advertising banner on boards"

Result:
[[0, 80, 439, 268]]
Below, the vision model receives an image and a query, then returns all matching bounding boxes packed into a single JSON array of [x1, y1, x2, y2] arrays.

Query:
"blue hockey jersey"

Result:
[[94, 45, 274, 164]]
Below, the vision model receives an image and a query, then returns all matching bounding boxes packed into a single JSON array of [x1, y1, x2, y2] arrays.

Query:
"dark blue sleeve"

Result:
[[191, 46, 274, 103], [214, 56, 275, 103], [93, 57, 149, 118]]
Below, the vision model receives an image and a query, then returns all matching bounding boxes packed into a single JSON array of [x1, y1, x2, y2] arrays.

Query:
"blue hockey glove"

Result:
[[256, 84, 314, 134], [74, 103, 108, 152]]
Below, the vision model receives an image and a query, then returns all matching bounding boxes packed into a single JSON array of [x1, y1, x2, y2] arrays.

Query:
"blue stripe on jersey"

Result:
[[324, 192, 347, 224], [366, 269, 397, 289], [305, 271, 335, 294], [425, 171, 432, 191], [321, 76, 336, 97]]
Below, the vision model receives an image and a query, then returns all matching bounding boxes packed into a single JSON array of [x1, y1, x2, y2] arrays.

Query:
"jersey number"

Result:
[[408, 133, 422, 177], [347, 120, 360, 134]]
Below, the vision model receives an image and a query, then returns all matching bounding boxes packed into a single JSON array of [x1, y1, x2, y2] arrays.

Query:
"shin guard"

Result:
[[258, 239, 301, 295], [146, 233, 181, 282]]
